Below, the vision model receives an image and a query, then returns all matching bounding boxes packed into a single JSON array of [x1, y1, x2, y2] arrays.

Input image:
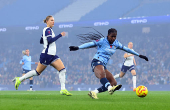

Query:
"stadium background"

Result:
[[0, 0, 170, 91]]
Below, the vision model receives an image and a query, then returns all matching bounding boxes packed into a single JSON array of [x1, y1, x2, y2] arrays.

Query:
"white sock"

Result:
[[133, 75, 136, 89], [107, 85, 112, 91], [93, 89, 99, 94], [114, 74, 120, 79], [19, 70, 38, 82], [59, 69, 66, 90]]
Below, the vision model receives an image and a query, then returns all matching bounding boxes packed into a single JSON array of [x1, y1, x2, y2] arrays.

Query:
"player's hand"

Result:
[[69, 46, 79, 51], [139, 55, 148, 61], [22, 62, 24, 65], [61, 32, 66, 36], [35, 62, 38, 64]]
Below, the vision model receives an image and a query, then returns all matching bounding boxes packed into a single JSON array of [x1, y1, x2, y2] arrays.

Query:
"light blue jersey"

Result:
[[20, 55, 35, 70], [79, 37, 139, 67]]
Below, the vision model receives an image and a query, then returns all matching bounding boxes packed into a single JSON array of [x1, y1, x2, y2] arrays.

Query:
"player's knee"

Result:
[[131, 71, 136, 76], [100, 72, 106, 79], [59, 68, 66, 75], [35, 70, 40, 76]]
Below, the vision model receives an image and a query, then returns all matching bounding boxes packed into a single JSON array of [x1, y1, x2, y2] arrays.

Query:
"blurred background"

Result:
[[0, 0, 170, 91]]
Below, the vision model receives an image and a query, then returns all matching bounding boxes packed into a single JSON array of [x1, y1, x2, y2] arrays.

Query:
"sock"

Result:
[[114, 74, 120, 79], [30, 80, 33, 89], [96, 85, 108, 93], [93, 89, 99, 94], [59, 68, 66, 90], [19, 70, 39, 82], [100, 78, 112, 90], [133, 75, 136, 89]]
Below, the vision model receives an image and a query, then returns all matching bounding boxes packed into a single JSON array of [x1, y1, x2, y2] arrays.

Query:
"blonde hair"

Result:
[[22, 49, 29, 55], [22, 50, 26, 55], [43, 15, 53, 23], [128, 42, 133, 45]]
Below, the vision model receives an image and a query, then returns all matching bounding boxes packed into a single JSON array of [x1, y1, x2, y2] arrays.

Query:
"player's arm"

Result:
[[31, 62, 38, 64], [45, 28, 65, 44], [69, 38, 103, 51], [117, 43, 148, 61], [124, 53, 134, 58], [20, 57, 25, 65], [69, 42, 96, 51], [40, 35, 43, 44], [134, 58, 136, 66]]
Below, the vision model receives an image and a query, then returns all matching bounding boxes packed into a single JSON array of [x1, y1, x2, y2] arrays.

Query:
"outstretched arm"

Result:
[[118, 46, 148, 61], [119, 46, 139, 56], [69, 42, 96, 51]]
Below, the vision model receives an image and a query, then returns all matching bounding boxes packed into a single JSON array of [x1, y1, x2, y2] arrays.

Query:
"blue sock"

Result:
[[100, 78, 111, 89], [97, 86, 108, 93], [30, 80, 33, 89]]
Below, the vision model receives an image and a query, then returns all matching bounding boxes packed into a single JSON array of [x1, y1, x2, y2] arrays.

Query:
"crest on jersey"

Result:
[[96, 39, 99, 42], [48, 30, 51, 34]]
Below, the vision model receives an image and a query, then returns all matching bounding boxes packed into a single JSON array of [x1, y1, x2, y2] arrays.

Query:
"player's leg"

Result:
[[130, 68, 136, 91], [51, 58, 72, 96], [89, 65, 106, 99], [114, 65, 127, 79], [105, 69, 117, 86], [93, 69, 122, 94], [13, 62, 47, 90], [29, 77, 33, 91], [94, 65, 122, 95], [22, 73, 25, 81]]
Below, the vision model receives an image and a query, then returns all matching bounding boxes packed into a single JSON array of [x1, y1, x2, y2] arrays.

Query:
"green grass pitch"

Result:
[[0, 91, 170, 110]]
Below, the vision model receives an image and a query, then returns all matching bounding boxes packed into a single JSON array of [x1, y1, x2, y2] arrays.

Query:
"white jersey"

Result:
[[42, 27, 56, 55], [124, 49, 134, 66]]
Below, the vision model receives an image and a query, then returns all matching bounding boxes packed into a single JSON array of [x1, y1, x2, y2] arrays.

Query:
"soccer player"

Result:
[[114, 42, 137, 91], [69, 28, 148, 99], [13, 15, 72, 96], [20, 49, 38, 91]]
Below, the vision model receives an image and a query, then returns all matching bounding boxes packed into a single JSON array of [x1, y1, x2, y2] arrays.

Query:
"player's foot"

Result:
[[108, 84, 122, 95], [88, 91, 99, 99], [13, 77, 21, 90], [60, 89, 72, 96], [27, 88, 35, 91], [133, 88, 136, 92]]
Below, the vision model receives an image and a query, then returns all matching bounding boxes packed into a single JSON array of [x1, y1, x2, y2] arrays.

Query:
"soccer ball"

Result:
[[136, 85, 148, 97]]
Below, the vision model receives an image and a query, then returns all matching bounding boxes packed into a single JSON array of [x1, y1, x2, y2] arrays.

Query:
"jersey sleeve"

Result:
[[45, 28, 52, 37], [93, 38, 104, 46], [116, 40, 123, 49]]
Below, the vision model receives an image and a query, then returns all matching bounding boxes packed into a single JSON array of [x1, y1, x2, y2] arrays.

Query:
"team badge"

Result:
[[96, 39, 99, 42]]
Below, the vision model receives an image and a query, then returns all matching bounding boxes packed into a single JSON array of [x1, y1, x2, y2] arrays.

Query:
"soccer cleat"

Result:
[[108, 84, 122, 95], [13, 77, 21, 90], [88, 91, 99, 99], [133, 88, 136, 92], [60, 89, 72, 96]]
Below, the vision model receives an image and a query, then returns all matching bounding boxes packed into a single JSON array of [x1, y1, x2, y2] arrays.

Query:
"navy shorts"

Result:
[[39, 53, 60, 66], [22, 69, 31, 74], [91, 59, 107, 72], [121, 65, 135, 73]]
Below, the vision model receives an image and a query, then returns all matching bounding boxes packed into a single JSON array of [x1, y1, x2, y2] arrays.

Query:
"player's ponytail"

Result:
[[44, 15, 53, 23], [22, 50, 26, 55], [77, 27, 105, 43]]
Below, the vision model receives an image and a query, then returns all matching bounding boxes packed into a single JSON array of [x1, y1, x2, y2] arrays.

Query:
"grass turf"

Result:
[[0, 91, 170, 110]]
